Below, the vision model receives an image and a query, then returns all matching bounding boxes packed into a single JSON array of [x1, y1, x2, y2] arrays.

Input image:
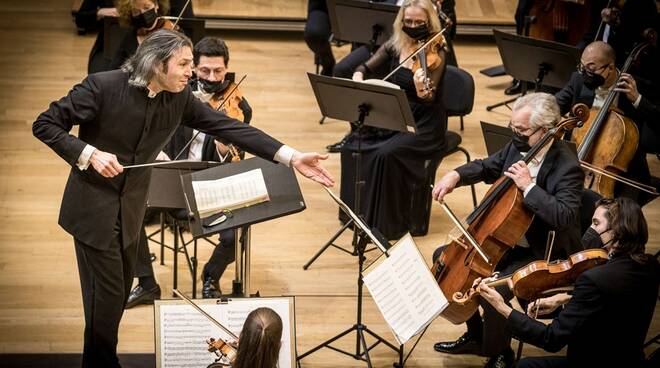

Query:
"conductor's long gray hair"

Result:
[[122, 29, 193, 88]]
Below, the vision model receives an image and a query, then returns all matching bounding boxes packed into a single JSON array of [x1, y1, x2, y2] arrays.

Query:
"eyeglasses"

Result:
[[508, 121, 535, 137], [403, 19, 427, 27], [577, 61, 609, 75]]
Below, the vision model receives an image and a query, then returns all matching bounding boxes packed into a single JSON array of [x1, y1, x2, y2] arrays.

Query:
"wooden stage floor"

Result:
[[0, 1, 658, 367]]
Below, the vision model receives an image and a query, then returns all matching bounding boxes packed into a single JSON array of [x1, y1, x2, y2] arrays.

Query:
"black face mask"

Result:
[[402, 24, 430, 40], [581, 227, 612, 249], [512, 132, 533, 152], [132, 8, 158, 29], [197, 78, 230, 94], [580, 70, 606, 90]]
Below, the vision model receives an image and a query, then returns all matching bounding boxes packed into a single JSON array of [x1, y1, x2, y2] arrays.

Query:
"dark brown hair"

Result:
[[193, 37, 229, 66], [596, 197, 649, 263], [233, 307, 283, 368]]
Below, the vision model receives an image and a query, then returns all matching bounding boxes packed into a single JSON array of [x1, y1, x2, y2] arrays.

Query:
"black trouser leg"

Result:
[[133, 225, 154, 279], [304, 9, 335, 74], [74, 219, 138, 368], [516, 356, 568, 368], [202, 229, 237, 282]]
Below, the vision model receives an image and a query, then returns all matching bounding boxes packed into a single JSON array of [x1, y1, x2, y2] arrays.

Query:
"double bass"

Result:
[[432, 104, 590, 324], [571, 36, 655, 197], [527, 0, 594, 45]]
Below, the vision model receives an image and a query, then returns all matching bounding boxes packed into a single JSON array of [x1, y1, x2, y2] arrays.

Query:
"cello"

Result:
[[571, 36, 655, 197], [432, 104, 590, 324]]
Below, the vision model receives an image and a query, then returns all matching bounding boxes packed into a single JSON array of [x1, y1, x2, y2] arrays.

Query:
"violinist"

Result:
[[555, 41, 660, 205], [478, 197, 660, 368], [338, 0, 448, 240], [232, 307, 283, 368], [73, 0, 118, 74], [431, 93, 584, 368], [109, 0, 174, 70], [32, 29, 334, 367], [126, 36, 253, 307]]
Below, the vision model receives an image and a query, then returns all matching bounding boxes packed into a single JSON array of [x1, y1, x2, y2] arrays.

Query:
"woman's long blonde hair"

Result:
[[390, 0, 442, 55], [116, 0, 170, 27]]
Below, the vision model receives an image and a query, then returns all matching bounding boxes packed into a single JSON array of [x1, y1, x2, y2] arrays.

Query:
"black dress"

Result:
[[339, 42, 447, 240]]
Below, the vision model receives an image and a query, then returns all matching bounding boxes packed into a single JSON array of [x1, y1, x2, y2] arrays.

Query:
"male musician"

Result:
[[478, 197, 659, 368], [32, 29, 334, 367], [126, 36, 252, 307], [555, 41, 660, 205], [431, 93, 584, 368]]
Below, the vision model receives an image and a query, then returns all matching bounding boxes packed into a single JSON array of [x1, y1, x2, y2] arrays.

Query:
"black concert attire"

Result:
[[433, 138, 585, 358], [33, 69, 289, 367], [339, 41, 447, 240]]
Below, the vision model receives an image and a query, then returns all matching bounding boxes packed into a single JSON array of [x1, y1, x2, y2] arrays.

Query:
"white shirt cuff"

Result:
[[523, 182, 536, 197], [274, 145, 296, 167], [76, 144, 96, 171], [633, 94, 642, 108]]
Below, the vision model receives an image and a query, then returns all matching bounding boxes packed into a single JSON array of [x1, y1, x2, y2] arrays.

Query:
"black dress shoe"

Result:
[[434, 332, 482, 355], [202, 277, 221, 299], [504, 79, 522, 95], [125, 284, 161, 309], [326, 134, 350, 153], [484, 347, 514, 368]]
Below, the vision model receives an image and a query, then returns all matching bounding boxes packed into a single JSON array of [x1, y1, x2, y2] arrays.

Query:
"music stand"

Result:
[[328, 0, 399, 51], [486, 29, 580, 111], [145, 160, 222, 298], [299, 73, 414, 367], [180, 157, 306, 297], [480, 121, 513, 156]]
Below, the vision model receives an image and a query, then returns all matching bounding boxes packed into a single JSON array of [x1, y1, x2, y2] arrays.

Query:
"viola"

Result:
[[411, 31, 446, 92], [452, 248, 609, 305], [432, 104, 590, 324]]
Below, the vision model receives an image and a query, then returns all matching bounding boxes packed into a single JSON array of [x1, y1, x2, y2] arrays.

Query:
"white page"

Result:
[[363, 233, 448, 344], [192, 168, 269, 217], [157, 298, 293, 368]]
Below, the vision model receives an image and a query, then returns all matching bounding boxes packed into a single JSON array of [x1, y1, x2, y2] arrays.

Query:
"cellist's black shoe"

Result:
[[434, 332, 482, 355], [202, 276, 221, 299], [483, 347, 514, 368], [326, 134, 349, 153], [504, 79, 522, 95]]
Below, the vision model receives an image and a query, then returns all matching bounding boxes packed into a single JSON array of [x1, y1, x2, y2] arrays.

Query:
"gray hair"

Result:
[[121, 29, 193, 88], [512, 92, 561, 130]]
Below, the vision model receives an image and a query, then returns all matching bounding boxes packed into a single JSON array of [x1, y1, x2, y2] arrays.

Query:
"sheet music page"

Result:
[[157, 298, 293, 368], [363, 233, 448, 345], [192, 168, 269, 217]]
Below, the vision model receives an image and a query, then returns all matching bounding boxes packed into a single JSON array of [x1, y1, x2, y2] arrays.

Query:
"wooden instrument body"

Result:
[[572, 107, 639, 197], [509, 248, 609, 300], [434, 177, 534, 324], [528, 0, 592, 45], [209, 82, 244, 122]]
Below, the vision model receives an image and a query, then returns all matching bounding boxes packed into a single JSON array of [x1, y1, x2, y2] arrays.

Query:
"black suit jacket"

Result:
[[455, 139, 585, 259], [506, 256, 660, 368], [32, 70, 282, 250]]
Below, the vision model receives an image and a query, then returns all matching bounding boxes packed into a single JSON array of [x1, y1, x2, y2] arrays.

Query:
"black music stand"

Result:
[[317, 0, 399, 125], [486, 29, 580, 111], [180, 157, 306, 297], [145, 160, 222, 298], [480, 121, 513, 156], [299, 73, 414, 367]]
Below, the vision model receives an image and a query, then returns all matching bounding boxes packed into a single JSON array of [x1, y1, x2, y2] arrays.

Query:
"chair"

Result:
[[409, 66, 478, 236], [444, 65, 475, 131]]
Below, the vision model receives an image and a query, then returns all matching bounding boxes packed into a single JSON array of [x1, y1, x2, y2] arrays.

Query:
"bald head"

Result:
[[583, 41, 616, 65]]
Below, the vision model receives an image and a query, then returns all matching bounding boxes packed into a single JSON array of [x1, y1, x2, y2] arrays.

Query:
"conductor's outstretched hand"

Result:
[[291, 152, 335, 187]]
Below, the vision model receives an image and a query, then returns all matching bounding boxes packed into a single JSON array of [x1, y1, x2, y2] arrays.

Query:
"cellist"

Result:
[[126, 36, 253, 308], [477, 197, 659, 368], [431, 93, 584, 368], [554, 41, 660, 205]]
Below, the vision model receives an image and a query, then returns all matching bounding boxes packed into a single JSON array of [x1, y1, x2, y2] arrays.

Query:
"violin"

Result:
[[136, 17, 178, 44], [207, 74, 247, 163], [411, 31, 446, 92], [453, 248, 609, 305], [172, 289, 239, 367], [432, 104, 590, 324], [571, 31, 656, 197]]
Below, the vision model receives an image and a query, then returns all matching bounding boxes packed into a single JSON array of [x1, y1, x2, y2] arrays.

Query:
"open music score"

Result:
[[363, 233, 448, 345], [192, 168, 270, 218]]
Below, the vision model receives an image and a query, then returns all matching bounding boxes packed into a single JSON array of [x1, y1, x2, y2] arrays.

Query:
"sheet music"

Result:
[[192, 168, 269, 218], [156, 298, 294, 368], [363, 233, 448, 345]]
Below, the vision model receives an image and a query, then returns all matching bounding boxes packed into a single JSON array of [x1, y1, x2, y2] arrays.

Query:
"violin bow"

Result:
[[173, 289, 239, 340], [382, 27, 448, 82], [439, 201, 491, 264]]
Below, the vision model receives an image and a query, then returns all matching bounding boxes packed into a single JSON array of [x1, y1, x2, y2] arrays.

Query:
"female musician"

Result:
[[233, 307, 283, 368], [109, 0, 173, 69], [478, 197, 660, 368], [339, 0, 447, 240], [431, 93, 584, 368]]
